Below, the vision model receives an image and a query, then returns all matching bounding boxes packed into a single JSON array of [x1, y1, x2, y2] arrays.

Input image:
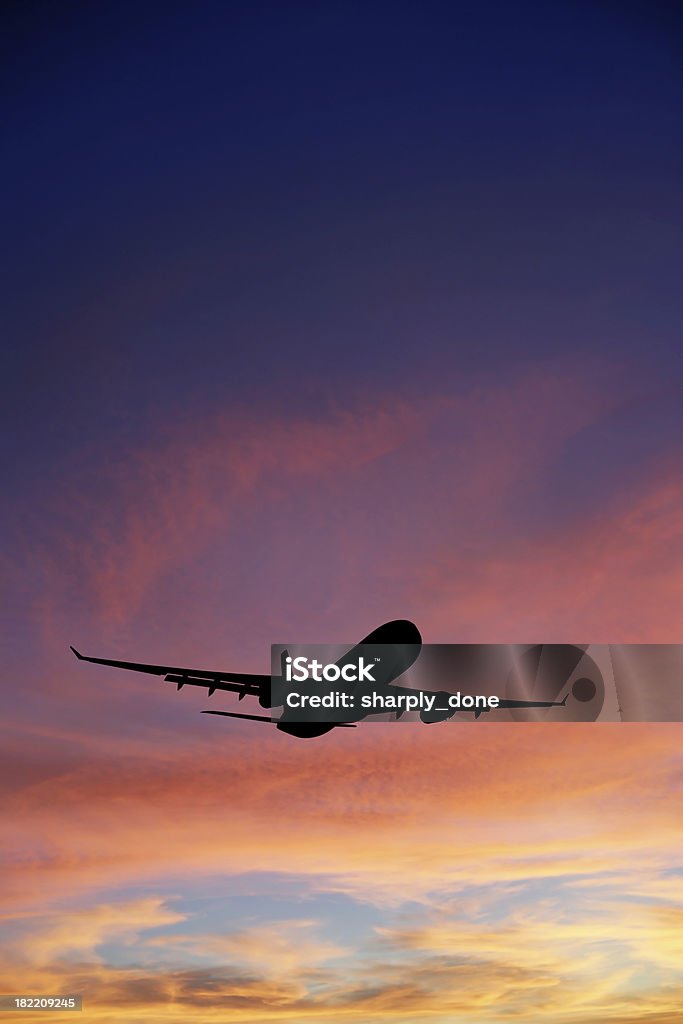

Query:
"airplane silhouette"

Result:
[[70, 619, 568, 739]]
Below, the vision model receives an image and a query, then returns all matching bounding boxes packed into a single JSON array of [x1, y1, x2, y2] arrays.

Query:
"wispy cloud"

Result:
[[3, 358, 683, 1022]]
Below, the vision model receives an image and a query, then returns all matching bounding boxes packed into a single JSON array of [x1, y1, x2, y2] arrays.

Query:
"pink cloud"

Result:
[[416, 460, 683, 642]]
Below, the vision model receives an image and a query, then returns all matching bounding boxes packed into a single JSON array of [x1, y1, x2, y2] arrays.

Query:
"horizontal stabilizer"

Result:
[[201, 710, 274, 724], [201, 710, 357, 729]]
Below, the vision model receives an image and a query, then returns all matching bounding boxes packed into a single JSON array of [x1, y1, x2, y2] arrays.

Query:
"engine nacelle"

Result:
[[420, 693, 455, 724]]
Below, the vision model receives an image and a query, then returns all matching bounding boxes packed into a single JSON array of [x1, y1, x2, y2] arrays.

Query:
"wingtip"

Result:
[[70, 645, 83, 660]]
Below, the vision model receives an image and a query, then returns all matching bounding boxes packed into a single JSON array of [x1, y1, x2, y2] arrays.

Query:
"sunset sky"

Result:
[[2, 2, 682, 1021]]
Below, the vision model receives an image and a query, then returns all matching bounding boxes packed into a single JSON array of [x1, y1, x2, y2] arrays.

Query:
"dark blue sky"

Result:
[[2, 0, 681, 490]]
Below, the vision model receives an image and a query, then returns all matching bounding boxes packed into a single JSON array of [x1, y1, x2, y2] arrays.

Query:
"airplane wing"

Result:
[[70, 647, 268, 699], [384, 683, 568, 720], [487, 696, 568, 709], [469, 694, 568, 718]]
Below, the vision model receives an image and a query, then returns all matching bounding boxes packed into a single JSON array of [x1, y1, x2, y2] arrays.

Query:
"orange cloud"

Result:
[[2, 724, 681, 913], [3, 906, 683, 1024], [1, 719, 681, 1024], [16, 899, 186, 966]]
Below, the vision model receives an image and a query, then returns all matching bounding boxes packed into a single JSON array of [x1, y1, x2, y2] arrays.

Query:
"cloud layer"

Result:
[[3, 362, 683, 1022]]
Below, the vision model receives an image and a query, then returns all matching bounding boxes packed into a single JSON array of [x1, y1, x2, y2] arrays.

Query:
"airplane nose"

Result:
[[394, 619, 422, 646], [366, 619, 422, 646]]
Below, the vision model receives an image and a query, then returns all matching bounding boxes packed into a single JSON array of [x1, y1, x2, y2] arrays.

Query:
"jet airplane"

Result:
[[70, 620, 569, 739]]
